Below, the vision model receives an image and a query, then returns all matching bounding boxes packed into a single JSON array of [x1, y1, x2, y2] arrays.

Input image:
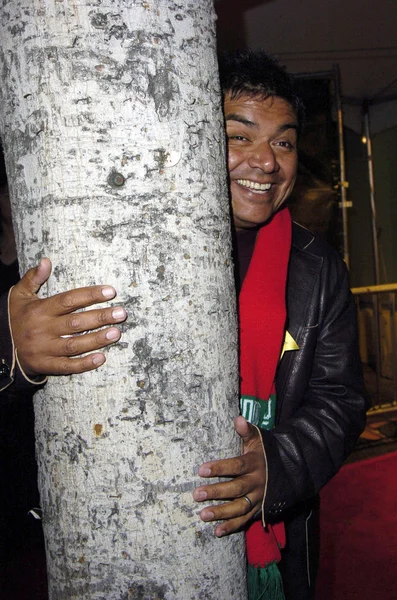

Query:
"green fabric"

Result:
[[240, 393, 277, 429], [247, 562, 285, 600]]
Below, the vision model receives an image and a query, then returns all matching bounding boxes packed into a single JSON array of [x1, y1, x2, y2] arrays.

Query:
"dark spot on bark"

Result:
[[91, 223, 116, 243], [91, 13, 108, 29], [108, 170, 125, 187], [193, 525, 214, 548], [93, 424, 103, 436], [74, 97, 91, 104], [133, 339, 152, 364], [153, 148, 169, 170], [148, 66, 179, 119], [109, 23, 128, 40], [156, 265, 165, 281], [62, 432, 88, 463], [175, 14, 183, 21], [107, 503, 120, 525], [10, 21, 27, 36], [126, 579, 168, 598]]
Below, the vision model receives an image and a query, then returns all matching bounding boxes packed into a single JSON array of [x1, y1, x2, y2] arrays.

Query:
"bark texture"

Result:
[[0, 1, 246, 598]]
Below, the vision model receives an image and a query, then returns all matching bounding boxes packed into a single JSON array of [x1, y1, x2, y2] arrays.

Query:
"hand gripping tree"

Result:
[[0, 1, 246, 598]]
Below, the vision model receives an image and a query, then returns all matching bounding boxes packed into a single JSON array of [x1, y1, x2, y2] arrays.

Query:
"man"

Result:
[[0, 257, 127, 393], [193, 50, 368, 600]]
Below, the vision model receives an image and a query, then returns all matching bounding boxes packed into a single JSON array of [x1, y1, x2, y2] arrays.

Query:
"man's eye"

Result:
[[276, 140, 295, 149], [228, 135, 247, 141]]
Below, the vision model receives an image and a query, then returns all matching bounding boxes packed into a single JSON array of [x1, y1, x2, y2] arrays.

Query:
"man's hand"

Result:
[[192, 416, 266, 537], [9, 258, 127, 377]]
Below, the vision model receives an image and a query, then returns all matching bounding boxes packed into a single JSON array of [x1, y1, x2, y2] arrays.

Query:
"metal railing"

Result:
[[352, 283, 397, 409]]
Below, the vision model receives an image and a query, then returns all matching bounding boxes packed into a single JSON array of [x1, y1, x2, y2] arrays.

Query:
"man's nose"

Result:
[[248, 142, 279, 173]]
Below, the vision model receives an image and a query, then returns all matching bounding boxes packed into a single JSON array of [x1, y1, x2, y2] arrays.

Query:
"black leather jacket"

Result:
[[262, 222, 368, 599]]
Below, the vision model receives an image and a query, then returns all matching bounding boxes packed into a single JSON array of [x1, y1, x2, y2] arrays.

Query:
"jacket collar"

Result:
[[291, 221, 316, 252]]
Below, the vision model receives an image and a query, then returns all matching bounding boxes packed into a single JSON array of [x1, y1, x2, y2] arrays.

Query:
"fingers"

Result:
[[193, 422, 266, 537], [53, 325, 122, 361], [9, 259, 129, 377], [198, 455, 248, 479], [193, 470, 262, 511], [13, 260, 119, 319], [48, 285, 118, 316], [40, 352, 109, 376], [16, 257, 52, 296], [193, 474, 247, 502], [201, 496, 254, 523], [199, 496, 258, 538], [17, 315, 126, 377], [234, 415, 253, 440], [49, 305, 127, 337], [234, 416, 262, 454]]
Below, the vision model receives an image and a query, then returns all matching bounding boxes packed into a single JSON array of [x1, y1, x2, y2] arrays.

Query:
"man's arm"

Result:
[[1, 258, 127, 392]]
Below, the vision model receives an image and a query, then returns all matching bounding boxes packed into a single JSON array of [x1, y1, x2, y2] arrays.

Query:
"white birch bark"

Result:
[[0, 1, 246, 599]]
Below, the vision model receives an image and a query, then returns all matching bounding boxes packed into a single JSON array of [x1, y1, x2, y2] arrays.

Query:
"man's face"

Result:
[[224, 93, 298, 230]]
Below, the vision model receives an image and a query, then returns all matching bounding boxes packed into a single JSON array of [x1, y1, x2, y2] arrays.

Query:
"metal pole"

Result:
[[390, 291, 397, 404], [373, 292, 382, 405], [362, 100, 381, 285], [334, 65, 350, 268]]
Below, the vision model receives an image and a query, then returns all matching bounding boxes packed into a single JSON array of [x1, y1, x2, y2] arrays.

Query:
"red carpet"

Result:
[[316, 450, 397, 599]]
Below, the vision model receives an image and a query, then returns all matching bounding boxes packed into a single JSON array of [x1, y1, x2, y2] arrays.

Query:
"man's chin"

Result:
[[232, 208, 275, 231]]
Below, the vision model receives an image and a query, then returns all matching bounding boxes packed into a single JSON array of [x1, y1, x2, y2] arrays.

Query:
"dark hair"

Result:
[[218, 50, 305, 134]]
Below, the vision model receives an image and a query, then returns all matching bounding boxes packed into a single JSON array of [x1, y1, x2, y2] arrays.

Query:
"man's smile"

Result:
[[235, 179, 272, 192]]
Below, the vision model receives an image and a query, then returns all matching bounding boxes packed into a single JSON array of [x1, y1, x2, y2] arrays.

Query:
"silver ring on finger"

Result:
[[242, 495, 253, 509]]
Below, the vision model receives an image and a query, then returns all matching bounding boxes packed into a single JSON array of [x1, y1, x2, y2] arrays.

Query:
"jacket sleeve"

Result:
[[0, 289, 47, 397], [0, 290, 14, 392], [261, 252, 369, 523]]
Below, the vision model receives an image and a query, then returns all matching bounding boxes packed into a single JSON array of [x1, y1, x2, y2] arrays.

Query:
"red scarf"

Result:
[[239, 207, 291, 576]]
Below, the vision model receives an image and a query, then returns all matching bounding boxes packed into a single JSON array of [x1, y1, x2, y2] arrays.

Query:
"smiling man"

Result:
[[226, 94, 298, 229], [193, 50, 368, 600]]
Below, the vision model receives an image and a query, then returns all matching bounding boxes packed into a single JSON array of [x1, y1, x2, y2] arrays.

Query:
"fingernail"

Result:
[[201, 510, 215, 522], [215, 527, 226, 538], [92, 354, 105, 366], [198, 467, 211, 477], [102, 286, 116, 298], [112, 307, 126, 320], [194, 490, 207, 501], [105, 328, 120, 340]]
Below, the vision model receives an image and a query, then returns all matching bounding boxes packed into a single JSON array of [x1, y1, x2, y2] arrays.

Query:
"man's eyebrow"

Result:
[[225, 115, 299, 133], [279, 122, 299, 133], [225, 113, 257, 127]]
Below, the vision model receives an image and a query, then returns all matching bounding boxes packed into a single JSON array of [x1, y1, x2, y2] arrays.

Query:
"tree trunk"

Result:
[[0, 1, 246, 599]]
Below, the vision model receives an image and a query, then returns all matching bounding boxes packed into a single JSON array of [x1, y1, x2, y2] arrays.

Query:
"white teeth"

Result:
[[237, 179, 271, 191]]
